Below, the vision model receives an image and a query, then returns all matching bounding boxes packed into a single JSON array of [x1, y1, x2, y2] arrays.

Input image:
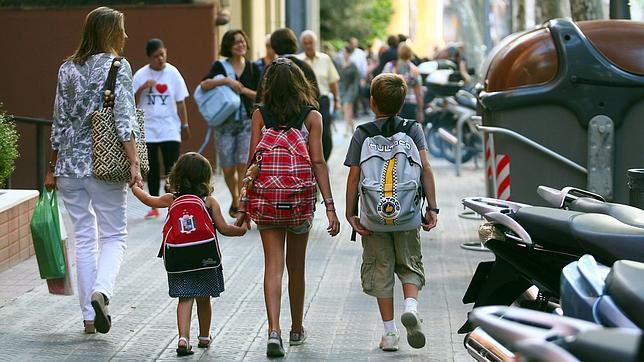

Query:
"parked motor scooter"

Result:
[[458, 187, 644, 333], [419, 62, 482, 163], [561, 254, 644, 329], [465, 306, 643, 362]]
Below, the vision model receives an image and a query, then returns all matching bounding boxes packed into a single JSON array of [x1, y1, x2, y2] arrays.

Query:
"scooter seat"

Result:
[[513, 207, 584, 252], [513, 207, 644, 262], [455, 90, 477, 109], [569, 197, 644, 229], [570, 213, 644, 263], [604, 260, 644, 328]]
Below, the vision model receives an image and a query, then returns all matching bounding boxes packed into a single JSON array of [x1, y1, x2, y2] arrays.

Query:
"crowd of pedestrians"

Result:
[[44, 6, 440, 358]]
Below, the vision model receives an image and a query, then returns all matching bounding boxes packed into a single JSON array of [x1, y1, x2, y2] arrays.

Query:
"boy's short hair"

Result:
[[370, 73, 407, 116]]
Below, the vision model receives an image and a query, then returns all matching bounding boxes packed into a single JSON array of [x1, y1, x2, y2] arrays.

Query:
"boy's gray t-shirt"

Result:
[[343, 117, 427, 167]]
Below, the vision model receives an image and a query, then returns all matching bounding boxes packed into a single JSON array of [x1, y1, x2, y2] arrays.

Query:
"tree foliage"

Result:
[[570, 0, 604, 21], [0, 107, 19, 187], [320, 0, 393, 46]]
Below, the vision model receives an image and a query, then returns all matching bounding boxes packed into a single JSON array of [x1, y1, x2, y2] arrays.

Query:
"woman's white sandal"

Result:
[[176, 337, 194, 356], [198, 335, 213, 348]]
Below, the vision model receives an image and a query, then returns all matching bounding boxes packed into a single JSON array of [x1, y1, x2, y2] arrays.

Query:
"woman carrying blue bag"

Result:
[[200, 29, 260, 217]]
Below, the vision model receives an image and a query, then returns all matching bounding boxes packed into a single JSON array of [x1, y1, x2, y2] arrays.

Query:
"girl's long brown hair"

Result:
[[68, 7, 126, 65], [168, 152, 213, 197], [260, 58, 318, 124]]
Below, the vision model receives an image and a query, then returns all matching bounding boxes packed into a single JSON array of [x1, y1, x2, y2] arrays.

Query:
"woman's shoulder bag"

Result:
[[91, 57, 150, 183]]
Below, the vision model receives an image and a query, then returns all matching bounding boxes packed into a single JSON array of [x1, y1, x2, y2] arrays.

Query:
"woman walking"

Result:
[[382, 43, 424, 123], [133, 38, 190, 219], [338, 46, 360, 136], [200, 29, 260, 217], [45, 6, 143, 334], [238, 58, 340, 357]]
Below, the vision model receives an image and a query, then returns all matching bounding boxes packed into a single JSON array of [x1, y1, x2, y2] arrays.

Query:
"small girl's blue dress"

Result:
[[167, 195, 225, 298]]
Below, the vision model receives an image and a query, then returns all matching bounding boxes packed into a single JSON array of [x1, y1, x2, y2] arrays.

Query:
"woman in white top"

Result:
[[133, 38, 190, 219], [45, 6, 143, 335]]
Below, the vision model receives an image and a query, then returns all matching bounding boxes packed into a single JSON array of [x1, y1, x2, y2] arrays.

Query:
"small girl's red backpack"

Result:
[[160, 194, 222, 273]]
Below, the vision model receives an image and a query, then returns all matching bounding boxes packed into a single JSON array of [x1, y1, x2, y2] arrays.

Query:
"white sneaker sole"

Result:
[[401, 311, 426, 349]]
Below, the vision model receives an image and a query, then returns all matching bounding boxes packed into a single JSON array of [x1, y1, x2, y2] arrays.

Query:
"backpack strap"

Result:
[[356, 115, 416, 138]]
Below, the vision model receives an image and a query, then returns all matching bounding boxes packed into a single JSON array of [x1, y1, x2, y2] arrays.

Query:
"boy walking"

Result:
[[344, 73, 438, 351]]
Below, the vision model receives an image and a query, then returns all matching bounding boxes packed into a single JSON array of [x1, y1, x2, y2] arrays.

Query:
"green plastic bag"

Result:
[[30, 188, 66, 279]]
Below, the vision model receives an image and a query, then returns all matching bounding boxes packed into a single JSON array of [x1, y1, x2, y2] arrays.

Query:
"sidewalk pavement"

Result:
[[0, 119, 490, 361]]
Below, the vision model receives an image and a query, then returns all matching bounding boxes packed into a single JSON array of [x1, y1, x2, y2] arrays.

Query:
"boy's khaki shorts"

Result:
[[360, 228, 425, 298]]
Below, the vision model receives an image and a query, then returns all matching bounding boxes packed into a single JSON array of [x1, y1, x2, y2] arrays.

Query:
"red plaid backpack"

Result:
[[160, 194, 222, 273], [246, 106, 317, 227]]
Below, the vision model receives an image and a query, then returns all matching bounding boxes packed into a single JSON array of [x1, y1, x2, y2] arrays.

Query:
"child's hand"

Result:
[[422, 210, 438, 231], [326, 210, 340, 236], [347, 215, 372, 236], [234, 212, 251, 230]]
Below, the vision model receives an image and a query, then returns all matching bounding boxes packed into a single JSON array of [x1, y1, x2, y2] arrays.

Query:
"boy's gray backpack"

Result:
[[358, 117, 423, 232]]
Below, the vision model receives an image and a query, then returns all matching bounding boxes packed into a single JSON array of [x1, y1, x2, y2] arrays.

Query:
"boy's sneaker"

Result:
[[401, 310, 426, 349], [289, 327, 307, 346], [379, 331, 400, 351], [266, 330, 285, 357], [145, 209, 160, 219]]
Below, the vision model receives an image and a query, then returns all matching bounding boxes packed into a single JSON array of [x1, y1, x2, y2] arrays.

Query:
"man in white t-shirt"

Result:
[[297, 30, 340, 161], [132, 38, 190, 219]]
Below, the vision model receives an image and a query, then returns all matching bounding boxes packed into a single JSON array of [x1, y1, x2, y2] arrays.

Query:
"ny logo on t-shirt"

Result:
[[146, 83, 170, 106]]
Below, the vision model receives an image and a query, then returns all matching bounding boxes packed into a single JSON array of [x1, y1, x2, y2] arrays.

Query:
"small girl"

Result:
[[132, 152, 246, 355]]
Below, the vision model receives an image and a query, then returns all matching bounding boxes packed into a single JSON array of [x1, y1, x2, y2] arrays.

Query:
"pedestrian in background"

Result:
[[133, 38, 190, 219], [382, 43, 424, 123], [338, 46, 360, 136], [372, 35, 399, 78], [45, 6, 143, 335], [297, 30, 340, 161], [132, 152, 246, 355], [240, 57, 340, 357], [200, 29, 260, 217], [255, 28, 319, 105], [255, 34, 276, 75]]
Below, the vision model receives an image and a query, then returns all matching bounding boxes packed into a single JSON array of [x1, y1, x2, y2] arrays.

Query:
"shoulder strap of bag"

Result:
[[103, 56, 123, 108], [220, 59, 236, 79]]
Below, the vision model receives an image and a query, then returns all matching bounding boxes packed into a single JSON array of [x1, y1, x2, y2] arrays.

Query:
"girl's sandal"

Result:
[[198, 335, 213, 348], [176, 337, 194, 356]]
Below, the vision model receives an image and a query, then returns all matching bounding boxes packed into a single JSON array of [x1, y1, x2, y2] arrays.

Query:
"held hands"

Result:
[[421, 210, 438, 231], [234, 211, 251, 230], [129, 164, 144, 188]]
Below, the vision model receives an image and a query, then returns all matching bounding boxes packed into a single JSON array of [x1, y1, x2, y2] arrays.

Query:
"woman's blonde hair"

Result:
[[398, 42, 413, 61], [68, 7, 126, 64]]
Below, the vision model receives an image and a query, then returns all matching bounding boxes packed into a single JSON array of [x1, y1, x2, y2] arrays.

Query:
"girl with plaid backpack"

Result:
[[132, 152, 246, 355], [236, 57, 340, 357]]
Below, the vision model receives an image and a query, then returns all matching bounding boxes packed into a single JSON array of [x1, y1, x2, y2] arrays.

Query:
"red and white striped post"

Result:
[[495, 154, 511, 200]]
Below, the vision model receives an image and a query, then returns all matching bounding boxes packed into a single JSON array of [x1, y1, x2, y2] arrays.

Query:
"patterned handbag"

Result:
[[91, 57, 149, 183]]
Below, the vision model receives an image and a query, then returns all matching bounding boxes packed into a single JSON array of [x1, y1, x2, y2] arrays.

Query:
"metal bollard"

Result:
[[627, 169, 644, 209]]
